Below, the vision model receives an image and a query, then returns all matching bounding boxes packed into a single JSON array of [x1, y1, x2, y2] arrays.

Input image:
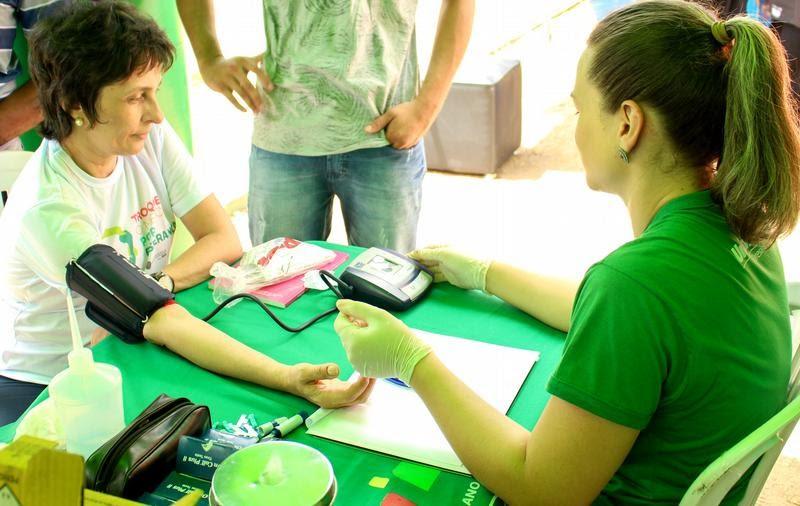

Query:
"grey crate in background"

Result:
[[423, 58, 522, 175]]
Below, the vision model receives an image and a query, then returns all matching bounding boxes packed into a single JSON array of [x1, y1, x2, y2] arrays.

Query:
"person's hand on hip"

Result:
[[198, 53, 273, 113], [334, 299, 432, 385], [409, 245, 491, 291]]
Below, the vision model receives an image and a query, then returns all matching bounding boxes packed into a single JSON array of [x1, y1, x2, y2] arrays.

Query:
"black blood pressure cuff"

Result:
[[65, 244, 174, 344]]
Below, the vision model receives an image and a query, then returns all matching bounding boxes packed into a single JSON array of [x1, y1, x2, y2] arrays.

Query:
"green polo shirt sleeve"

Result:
[[547, 262, 678, 430]]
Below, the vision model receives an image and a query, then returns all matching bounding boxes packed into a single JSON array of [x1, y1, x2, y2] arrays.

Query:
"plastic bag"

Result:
[[210, 238, 335, 304], [14, 398, 65, 448]]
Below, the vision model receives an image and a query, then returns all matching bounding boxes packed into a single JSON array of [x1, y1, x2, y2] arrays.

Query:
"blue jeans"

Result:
[[248, 143, 426, 252]]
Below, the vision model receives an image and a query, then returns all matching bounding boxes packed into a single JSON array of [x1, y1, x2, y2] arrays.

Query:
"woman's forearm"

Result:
[[164, 194, 243, 292], [164, 229, 242, 292], [143, 304, 290, 391], [411, 353, 531, 503], [485, 262, 577, 332]]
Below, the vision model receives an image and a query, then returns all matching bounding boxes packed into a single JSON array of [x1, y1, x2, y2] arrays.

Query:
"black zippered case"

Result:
[[84, 394, 211, 499]]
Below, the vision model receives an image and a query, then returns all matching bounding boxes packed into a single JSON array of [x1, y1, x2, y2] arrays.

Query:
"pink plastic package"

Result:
[[209, 238, 335, 304]]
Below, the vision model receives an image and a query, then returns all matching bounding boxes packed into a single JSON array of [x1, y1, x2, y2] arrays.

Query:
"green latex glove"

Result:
[[409, 245, 491, 291], [334, 299, 432, 385]]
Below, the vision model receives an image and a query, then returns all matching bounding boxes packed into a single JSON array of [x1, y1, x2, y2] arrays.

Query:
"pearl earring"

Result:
[[617, 147, 630, 164], [75, 117, 84, 127]]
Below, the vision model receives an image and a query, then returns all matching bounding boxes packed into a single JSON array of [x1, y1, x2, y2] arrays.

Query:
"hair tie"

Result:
[[711, 21, 733, 46]]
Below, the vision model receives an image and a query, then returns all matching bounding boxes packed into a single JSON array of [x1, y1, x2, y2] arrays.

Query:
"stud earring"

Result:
[[617, 146, 630, 164], [74, 117, 84, 127]]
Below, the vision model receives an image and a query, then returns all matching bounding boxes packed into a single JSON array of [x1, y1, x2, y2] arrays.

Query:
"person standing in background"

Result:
[[0, 0, 70, 151], [177, 1, 474, 252]]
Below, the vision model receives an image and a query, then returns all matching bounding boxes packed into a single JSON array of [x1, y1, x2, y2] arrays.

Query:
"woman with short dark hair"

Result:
[[334, 1, 800, 503], [0, 0, 373, 425]]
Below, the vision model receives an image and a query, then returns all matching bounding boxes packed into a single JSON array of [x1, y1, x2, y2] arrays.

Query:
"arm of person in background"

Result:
[[365, 0, 475, 149], [410, 246, 577, 332], [176, 0, 272, 113], [144, 304, 374, 409], [0, 0, 72, 146], [334, 300, 638, 504], [161, 194, 241, 292], [0, 80, 41, 146]]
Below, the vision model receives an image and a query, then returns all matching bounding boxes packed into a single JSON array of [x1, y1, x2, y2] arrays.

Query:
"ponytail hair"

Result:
[[715, 16, 800, 246], [588, 0, 800, 246]]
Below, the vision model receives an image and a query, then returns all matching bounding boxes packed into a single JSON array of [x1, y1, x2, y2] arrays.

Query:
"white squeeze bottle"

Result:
[[49, 289, 125, 458]]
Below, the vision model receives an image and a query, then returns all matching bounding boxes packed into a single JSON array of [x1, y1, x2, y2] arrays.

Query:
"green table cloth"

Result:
[[1, 243, 565, 505]]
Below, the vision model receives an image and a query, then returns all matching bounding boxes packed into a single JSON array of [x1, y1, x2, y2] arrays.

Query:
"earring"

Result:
[[74, 117, 84, 127], [617, 146, 630, 164]]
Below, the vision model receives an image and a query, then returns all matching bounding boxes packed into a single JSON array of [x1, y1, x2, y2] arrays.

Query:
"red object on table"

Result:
[[381, 492, 416, 506]]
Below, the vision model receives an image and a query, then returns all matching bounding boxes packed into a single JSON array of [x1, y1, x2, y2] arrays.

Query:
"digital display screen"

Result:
[[366, 255, 403, 275]]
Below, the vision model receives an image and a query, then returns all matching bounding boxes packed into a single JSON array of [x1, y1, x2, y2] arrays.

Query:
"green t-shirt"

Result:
[[253, 1, 419, 156], [547, 190, 791, 505]]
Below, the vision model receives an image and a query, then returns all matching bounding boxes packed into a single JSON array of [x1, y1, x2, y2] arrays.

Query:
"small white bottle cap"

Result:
[[67, 347, 95, 373]]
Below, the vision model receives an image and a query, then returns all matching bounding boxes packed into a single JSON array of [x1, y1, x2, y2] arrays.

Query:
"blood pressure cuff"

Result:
[[65, 244, 174, 344]]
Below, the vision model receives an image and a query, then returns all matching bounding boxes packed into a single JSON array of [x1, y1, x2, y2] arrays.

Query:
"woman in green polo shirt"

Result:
[[333, 1, 799, 504]]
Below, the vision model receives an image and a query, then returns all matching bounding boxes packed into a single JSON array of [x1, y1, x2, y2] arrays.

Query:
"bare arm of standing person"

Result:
[[176, 0, 272, 112], [366, 0, 475, 148]]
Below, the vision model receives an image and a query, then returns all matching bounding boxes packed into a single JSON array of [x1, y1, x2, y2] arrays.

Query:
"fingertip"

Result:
[[326, 364, 339, 377]]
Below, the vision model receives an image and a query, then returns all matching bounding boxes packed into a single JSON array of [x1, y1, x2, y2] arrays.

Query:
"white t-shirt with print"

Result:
[[0, 121, 209, 384]]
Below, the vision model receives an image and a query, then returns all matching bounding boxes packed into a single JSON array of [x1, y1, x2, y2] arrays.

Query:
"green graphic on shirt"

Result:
[[102, 226, 138, 264], [730, 241, 765, 267], [140, 221, 176, 258]]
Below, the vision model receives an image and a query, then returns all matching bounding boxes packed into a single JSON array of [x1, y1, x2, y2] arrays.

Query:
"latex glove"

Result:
[[198, 53, 273, 113], [334, 299, 432, 384], [409, 245, 491, 291], [285, 362, 376, 409]]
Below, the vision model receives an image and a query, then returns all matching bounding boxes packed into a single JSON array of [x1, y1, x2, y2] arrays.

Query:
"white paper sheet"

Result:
[[307, 329, 539, 474]]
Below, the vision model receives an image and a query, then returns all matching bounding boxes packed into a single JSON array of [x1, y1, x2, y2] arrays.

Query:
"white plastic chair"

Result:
[[0, 150, 34, 212], [679, 311, 800, 505]]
